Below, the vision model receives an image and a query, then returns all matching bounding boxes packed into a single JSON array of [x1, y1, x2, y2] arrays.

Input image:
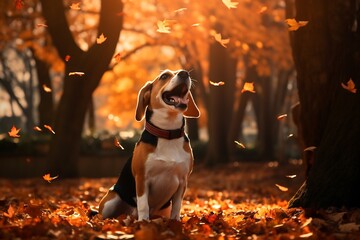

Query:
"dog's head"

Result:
[[135, 69, 200, 121]]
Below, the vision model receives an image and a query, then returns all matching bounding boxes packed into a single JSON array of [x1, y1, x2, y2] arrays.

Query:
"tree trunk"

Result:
[[289, 0, 360, 208], [40, 0, 123, 177]]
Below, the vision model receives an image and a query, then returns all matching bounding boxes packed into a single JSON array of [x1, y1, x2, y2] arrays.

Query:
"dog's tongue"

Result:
[[170, 96, 189, 106]]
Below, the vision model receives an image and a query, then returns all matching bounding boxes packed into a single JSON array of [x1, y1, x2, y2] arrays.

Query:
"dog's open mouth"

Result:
[[162, 83, 189, 109]]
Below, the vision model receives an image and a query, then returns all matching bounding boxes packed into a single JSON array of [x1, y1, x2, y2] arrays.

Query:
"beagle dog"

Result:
[[98, 69, 200, 221]]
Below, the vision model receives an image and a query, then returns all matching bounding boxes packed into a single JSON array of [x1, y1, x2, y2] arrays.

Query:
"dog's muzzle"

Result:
[[162, 71, 190, 110]]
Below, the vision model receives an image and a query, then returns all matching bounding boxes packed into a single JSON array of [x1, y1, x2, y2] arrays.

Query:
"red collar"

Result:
[[145, 121, 185, 140]]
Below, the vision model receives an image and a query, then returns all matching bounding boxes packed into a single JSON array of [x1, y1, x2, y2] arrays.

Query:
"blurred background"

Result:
[[0, 0, 302, 178]]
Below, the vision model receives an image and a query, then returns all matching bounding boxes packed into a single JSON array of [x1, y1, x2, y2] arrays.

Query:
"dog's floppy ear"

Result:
[[135, 81, 152, 121], [184, 92, 200, 118]]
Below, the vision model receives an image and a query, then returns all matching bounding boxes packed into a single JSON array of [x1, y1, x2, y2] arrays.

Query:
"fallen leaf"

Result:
[[275, 184, 288, 192], [304, 146, 316, 152], [299, 232, 313, 238], [4, 205, 15, 218], [114, 137, 125, 150], [258, 6, 268, 14], [209, 81, 225, 86], [234, 141, 245, 149], [301, 217, 312, 228], [326, 212, 346, 222], [36, 23, 48, 28], [44, 125, 55, 134], [96, 33, 107, 44], [114, 53, 121, 63], [286, 174, 297, 179], [8, 125, 21, 138], [222, 0, 239, 9], [277, 114, 287, 120], [65, 55, 71, 62], [69, 72, 85, 76], [174, 8, 187, 13], [285, 18, 309, 31], [339, 222, 360, 232], [42, 84, 52, 92], [43, 174, 59, 183], [241, 82, 255, 93], [70, 2, 81, 10], [341, 79, 357, 93], [33, 126, 42, 132], [157, 20, 171, 33]]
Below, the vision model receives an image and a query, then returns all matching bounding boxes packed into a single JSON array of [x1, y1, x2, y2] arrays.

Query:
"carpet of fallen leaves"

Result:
[[1, 160, 360, 239]]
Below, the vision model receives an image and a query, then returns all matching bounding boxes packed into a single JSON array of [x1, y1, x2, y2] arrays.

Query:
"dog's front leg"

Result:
[[170, 182, 186, 220], [136, 177, 149, 221]]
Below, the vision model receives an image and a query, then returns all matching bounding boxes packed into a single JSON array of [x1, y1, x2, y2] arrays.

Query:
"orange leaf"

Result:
[[4, 205, 15, 218], [285, 18, 309, 31], [8, 125, 21, 138], [42, 84, 52, 93], [114, 53, 121, 63], [241, 82, 255, 93], [211, 31, 230, 48], [36, 23, 48, 28], [65, 55, 71, 62], [341, 79, 357, 93], [222, 0, 239, 9], [96, 33, 107, 44], [43, 173, 58, 183], [114, 137, 125, 150], [234, 141, 245, 149], [174, 8, 187, 13], [44, 125, 55, 134], [70, 2, 81, 10], [15, 0, 23, 10], [69, 72, 85, 76], [209, 81, 225, 86], [286, 174, 297, 179], [275, 184, 288, 192], [33, 126, 42, 132], [258, 6, 268, 14], [157, 20, 171, 33], [277, 114, 287, 120], [191, 23, 201, 27]]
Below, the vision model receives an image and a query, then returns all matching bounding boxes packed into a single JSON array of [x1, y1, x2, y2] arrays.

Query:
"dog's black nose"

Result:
[[178, 70, 189, 80]]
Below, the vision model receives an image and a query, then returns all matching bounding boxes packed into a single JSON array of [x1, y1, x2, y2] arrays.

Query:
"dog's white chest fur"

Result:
[[145, 138, 191, 210]]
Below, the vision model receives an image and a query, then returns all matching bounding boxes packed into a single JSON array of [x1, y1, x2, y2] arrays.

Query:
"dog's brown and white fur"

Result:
[[98, 69, 200, 221]]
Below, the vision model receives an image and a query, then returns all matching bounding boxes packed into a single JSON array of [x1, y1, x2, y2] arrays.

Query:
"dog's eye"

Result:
[[159, 73, 169, 80]]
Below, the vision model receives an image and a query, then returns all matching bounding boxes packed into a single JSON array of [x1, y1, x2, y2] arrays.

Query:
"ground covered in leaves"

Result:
[[1, 160, 360, 239]]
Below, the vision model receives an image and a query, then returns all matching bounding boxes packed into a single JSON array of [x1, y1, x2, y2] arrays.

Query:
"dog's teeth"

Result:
[[170, 98, 175, 102]]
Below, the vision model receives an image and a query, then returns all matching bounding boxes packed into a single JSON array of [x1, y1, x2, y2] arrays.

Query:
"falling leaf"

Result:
[[191, 23, 201, 27], [36, 23, 48, 28], [4, 205, 15, 218], [304, 146, 316, 152], [114, 137, 125, 150], [234, 141, 245, 149], [222, 0, 239, 9], [33, 126, 42, 132], [65, 55, 71, 62], [275, 184, 288, 192], [114, 53, 121, 63], [157, 20, 171, 33], [209, 81, 225, 86], [301, 217, 312, 228], [44, 125, 55, 134], [8, 125, 21, 138], [212, 31, 230, 48], [341, 79, 357, 93], [69, 72, 85, 76], [42, 84, 52, 92], [277, 114, 287, 120], [174, 8, 187, 13], [287, 133, 294, 138], [241, 82, 256, 93], [43, 174, 59, 183], [15, 0, 23, 10], [286, 174, 297, 179], [285, 18, 309, 31], [299, 232, 313, 238], [70, 2, 81, 10], [96, 33, 107, 44], [273, 224, 284, 228], [258, 6, 268, 14]]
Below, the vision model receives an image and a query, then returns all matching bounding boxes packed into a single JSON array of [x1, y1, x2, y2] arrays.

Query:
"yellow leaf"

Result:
[[285, 18, 309, 31], [234, 141, 245, 149], [157, 20, 171, 33], [69, 72, 85, 76], [4, 205, 15, 218], [299, 232, 313, 238], [241, 82, 255, 93], [8, 125, 21, 138], [258, 6, 268, 14], [70, 2, 81, 10], [209, 81, 225, 86], [96, 33, 107, 44], [211, 31, 230, 48], [275, 184, 288, 192], [301, 217, 312, 228], [341, 79, 357, 93], [43, 173, 59, 183], [222, 0, 239, 9], [44, 125, 55, 134], [174, 8, 187, 13], [191, 23, 201, 27], [286, 174, 297, 179], [42, 84, 52, 93]]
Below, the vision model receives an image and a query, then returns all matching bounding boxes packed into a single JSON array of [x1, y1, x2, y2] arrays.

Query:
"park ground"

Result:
[[1, 159, 360, 239]]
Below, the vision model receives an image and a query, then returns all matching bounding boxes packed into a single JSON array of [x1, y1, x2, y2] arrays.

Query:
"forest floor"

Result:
[[1, 160, 360, 239]]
